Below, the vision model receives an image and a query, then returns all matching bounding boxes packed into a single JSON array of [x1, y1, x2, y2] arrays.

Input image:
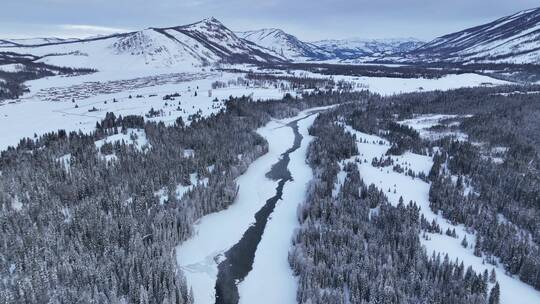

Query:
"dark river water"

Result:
[[214, 114, 313, 304]]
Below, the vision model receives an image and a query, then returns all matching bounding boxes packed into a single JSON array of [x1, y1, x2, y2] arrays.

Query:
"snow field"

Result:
[[0, 71, 293, 151], [0, 58, 510, 153], [287, 70, 509, 95]]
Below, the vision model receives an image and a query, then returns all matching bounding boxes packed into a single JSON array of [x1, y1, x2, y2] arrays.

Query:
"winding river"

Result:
[[214, 115, 312, 304]]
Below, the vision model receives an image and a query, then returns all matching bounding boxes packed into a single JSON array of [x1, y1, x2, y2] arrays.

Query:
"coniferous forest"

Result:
[[1, 84, 540, 303]]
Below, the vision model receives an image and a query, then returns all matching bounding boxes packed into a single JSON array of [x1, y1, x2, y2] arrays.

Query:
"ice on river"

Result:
[[238, 113, 318, 304], [176, 108, 320, 304]]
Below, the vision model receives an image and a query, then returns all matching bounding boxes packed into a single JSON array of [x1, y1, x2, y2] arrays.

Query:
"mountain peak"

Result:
[[190, 17, 225, 28], [256, 28, 287, 35], [238, 28, 290, 40]]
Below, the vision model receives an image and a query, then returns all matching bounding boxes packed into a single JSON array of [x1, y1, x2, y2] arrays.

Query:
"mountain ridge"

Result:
[[313, 37, 426, 61], [2, 9, 540, 68], [237, 28, 333, 61], [238, 28, 425, 62], [0, 18, 286, 71], [402, 7, 540, 64]]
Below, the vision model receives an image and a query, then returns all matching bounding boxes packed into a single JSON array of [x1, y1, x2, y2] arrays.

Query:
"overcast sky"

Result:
[[0, 1, 538, 41]]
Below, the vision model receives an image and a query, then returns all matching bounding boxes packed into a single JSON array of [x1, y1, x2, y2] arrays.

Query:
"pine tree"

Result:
[[474, 237, 482, 257], [488, 283, 500, 304], [489, 269, 497, 284]]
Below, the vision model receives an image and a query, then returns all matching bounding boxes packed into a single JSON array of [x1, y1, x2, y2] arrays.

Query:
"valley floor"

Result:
[[0, 67, 507, 151]]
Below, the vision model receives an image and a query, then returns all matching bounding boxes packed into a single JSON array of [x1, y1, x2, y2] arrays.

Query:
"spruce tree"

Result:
[[488, 283, 500, 304], [489, 269, 497, 284]]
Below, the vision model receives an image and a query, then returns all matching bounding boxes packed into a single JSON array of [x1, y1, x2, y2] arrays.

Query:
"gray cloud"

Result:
[[0, 0, 538, 40]]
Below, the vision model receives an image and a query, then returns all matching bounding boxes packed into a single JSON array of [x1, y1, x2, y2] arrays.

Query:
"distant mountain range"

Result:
[[239, 7, 540, 65], [400, 7, 540, 64], [1, 7, 540, 72], [0, 18, 285, 71], [237, 29, 423, 62], [312, 38, 425, 61]]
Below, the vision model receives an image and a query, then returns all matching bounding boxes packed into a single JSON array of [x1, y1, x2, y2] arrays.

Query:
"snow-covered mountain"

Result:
[[404, 7, 540, 64], [313, 38, 425, 60], [0, 18, 285, 71], [237, 28, 332, 61], [237, 29, 424, 62]]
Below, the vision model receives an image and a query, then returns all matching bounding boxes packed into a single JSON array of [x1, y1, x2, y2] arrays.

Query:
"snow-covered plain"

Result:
[[284, 69, 509, 95], [0, 63, 25, 72], [0, 66, 507, 152], [339, 124, 540, 304], [0, 70, 292, 151]]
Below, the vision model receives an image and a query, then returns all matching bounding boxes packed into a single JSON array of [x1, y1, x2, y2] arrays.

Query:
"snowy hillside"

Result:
[[237, 28, 332, 61], [404, 7, 540, 64], [171, 18, 286, 64], [0, 18, 284, 72], [313, 38, 425, 60]]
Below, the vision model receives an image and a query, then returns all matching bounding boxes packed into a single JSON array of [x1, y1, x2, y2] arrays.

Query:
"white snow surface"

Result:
[[155, 173, 208, 205], [340, 124, 540, 304], [176, 108, 321, 304], [340, 73, 507, 94], [10, 196, 23, 211], [285, 70, 508, 95], [0, 63, 25, 72], [0, 70, 294, 151], [56, 153, 72, 171]]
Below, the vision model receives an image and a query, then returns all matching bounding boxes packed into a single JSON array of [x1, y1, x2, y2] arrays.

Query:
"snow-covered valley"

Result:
[[3, 4, 540, 304], [0, 52, 532, 303]]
